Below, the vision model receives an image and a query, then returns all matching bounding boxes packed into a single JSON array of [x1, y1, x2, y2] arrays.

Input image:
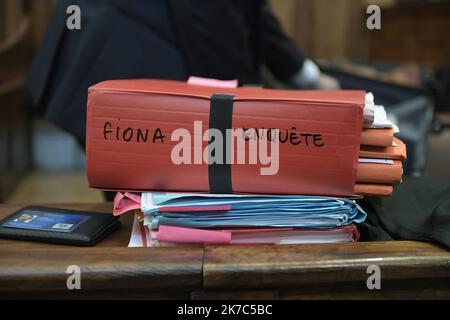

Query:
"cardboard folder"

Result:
[[354, 183, 393, 197], [359, 137, 407, 160], [360, 128, 394, 147], [86, 79, 365, 196], [356, 160, 403, 184]]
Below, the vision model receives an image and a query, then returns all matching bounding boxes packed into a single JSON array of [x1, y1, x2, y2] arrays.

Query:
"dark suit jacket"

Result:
[[26, 0, 304, 144]]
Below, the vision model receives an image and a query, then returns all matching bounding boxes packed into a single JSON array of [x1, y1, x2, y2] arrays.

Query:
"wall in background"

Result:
[[269, 0, 370, 61], [0, 0, 55, 46], [269, 0, 450, 67], [0, 0, 56, 201]]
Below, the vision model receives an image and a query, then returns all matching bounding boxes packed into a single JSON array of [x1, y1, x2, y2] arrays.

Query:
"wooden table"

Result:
[[1, 203, 450, 299]]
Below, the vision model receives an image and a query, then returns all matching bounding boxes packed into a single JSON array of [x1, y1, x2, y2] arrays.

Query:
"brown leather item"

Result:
[[360, 128, 394, 147], [86, 79, 365, 196], [356, 160, 403, 184], [354, 183, 393, 196], [359, 137, 407, 160]]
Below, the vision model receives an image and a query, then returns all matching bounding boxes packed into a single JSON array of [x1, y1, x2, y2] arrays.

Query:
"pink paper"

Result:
[[151, 225, 359, 245], [113, 192, 142, 216], [187, 76, 238, 88], [158, 205, 231, 212], [113, 191, 232, 216], [223, 228, 293, 233], [124, 192, 141, 203], [155, 225, 232, 244]]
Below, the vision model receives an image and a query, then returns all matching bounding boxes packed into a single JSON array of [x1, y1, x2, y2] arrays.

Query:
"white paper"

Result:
[[364, 105, 395, 129], [358, 158, 394, 164], [128, 215, 144, 247]]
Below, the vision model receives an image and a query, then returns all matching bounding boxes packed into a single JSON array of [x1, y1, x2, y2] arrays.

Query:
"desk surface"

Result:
[[1, 203, 450, 299]]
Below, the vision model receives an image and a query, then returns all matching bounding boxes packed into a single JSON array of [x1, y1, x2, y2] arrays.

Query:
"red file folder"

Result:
[[356, 160, 403, 184], [359, 137, 407, 160], [86, 79, 365, 196], [360, 128, 394, 147], [354, 183, 393, 196]]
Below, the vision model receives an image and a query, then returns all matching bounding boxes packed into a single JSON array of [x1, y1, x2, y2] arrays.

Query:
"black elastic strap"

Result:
[[208, 94, 234, 194]]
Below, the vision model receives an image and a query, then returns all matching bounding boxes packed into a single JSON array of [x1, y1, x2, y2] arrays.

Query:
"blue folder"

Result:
[[141, 193, 366, 230]]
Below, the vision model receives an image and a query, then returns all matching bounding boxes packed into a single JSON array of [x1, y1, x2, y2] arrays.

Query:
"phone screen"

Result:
[[1, 208, 90, 233]]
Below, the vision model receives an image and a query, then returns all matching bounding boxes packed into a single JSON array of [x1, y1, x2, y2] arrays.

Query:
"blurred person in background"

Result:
[[26, 0, 339, 147]]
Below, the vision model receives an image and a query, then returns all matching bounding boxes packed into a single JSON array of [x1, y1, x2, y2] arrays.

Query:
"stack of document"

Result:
[[116, 192, 366, 246], [84, 79, 407, 247], [356, 98, 407, 196]]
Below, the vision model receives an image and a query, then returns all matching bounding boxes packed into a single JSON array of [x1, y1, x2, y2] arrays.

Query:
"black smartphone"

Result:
[[0, 206, 121, 246]]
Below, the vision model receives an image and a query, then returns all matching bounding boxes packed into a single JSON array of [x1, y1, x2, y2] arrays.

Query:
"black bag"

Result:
[[359, 176, 450, 249]]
